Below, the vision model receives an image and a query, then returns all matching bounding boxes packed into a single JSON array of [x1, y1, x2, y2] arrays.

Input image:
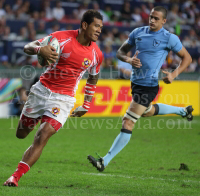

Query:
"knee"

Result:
[[142, 105, 155, 117], [34, 123, 56, 144], [122, 118, 135, 131], [16, 132, 26, 139], [16, 121, 33, 139], [142, 112, 152, 117], [142, 108, 155, 117], [16, 128, 30, 139]]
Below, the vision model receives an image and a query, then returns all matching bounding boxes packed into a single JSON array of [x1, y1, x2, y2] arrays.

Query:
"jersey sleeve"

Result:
[[88, 50, 104, 75], [127, 28, 138, 46], [167, 34, 182, 53], [37, 37, 45, 44]]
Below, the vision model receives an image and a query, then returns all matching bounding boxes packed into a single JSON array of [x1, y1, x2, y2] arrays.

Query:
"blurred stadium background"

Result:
[[0, 0, 199, 118], [0, 2, 200, 195]]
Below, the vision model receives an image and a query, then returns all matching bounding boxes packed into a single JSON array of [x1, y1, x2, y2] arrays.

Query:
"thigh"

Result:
[[43, 98, 75, 130], [18, 92, 45, 133], [21, 92, 45, 119], [131, 83, 159, 108], [123, 84, 159, 126], [128, 100, 147, 116]]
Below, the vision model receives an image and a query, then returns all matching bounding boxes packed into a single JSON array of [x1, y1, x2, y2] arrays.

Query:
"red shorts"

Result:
[[20, 114, 62, 131]]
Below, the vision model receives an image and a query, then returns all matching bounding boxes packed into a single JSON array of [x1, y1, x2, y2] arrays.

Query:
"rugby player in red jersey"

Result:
[[4, 10, 103, 187]]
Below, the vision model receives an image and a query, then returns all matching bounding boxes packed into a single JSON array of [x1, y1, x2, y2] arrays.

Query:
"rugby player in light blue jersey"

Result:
[[88, 6, 193, 172]]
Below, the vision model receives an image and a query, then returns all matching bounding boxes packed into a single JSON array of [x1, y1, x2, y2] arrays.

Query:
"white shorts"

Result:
[[21, 81, 76, 127]]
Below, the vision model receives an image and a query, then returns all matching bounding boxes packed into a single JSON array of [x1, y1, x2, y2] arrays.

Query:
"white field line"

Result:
[[82, 172, 200, 184]]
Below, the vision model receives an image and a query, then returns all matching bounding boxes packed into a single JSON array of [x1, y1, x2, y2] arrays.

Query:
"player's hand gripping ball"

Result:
[[37, 36, 60, 66]]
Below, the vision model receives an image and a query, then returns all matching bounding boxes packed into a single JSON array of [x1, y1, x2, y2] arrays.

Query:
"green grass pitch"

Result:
[[0, 116, 200, 196]]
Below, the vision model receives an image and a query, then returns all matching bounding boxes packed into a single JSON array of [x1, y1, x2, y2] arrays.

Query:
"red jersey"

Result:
[[38, 30, 103, 97]]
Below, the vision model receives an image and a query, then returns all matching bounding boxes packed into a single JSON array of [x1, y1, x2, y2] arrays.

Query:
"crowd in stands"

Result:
[[0, 0, 200, 78]]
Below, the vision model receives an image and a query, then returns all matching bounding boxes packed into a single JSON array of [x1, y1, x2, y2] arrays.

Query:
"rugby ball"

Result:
[[37, 36, 60, 66]]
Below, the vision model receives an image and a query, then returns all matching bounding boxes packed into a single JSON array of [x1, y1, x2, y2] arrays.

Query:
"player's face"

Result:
[[149, 10, 166, 31], [85, 18, 103, 42]]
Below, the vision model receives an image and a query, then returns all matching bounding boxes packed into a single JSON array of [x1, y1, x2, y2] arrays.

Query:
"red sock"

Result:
[[12, 161, 30, 181]]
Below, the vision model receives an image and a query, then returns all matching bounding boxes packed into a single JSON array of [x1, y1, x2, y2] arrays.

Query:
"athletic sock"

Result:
[[155, 103, 186, 116], [103, 129, 132, 167], [12, 161, 30, 181]]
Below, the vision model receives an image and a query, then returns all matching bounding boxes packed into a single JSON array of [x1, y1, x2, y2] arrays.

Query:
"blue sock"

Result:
[[156, 103, 186, 116], [103, 129, 132, 167]]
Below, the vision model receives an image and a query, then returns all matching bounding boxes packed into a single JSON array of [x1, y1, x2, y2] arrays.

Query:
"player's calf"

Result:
[[142, 105, 156, 117], [22, 121, 58, 167]]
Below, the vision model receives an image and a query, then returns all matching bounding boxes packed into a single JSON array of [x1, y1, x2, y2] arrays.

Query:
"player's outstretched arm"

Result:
[[162, 47, 192, 84], [70, 74, 99, 117], [116, 42, 142, 68], [24, 40, 58, 65]]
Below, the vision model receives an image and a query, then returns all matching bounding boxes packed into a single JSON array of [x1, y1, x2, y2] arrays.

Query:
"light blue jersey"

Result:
[[127, 26, 182, 86]]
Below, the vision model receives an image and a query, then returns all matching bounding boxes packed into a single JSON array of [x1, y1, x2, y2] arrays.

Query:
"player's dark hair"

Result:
[[81, 10, 103, 28], [153, 6, 168, 19]]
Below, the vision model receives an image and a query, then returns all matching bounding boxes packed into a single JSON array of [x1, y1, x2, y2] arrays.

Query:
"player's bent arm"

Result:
[[83, 74, 99, 105], [70, 74, 99, 117], [116, 42, 133, 63], [24, 40, 41, 55], [171, 47, 192, 79], [24, 40, 59, 64]]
